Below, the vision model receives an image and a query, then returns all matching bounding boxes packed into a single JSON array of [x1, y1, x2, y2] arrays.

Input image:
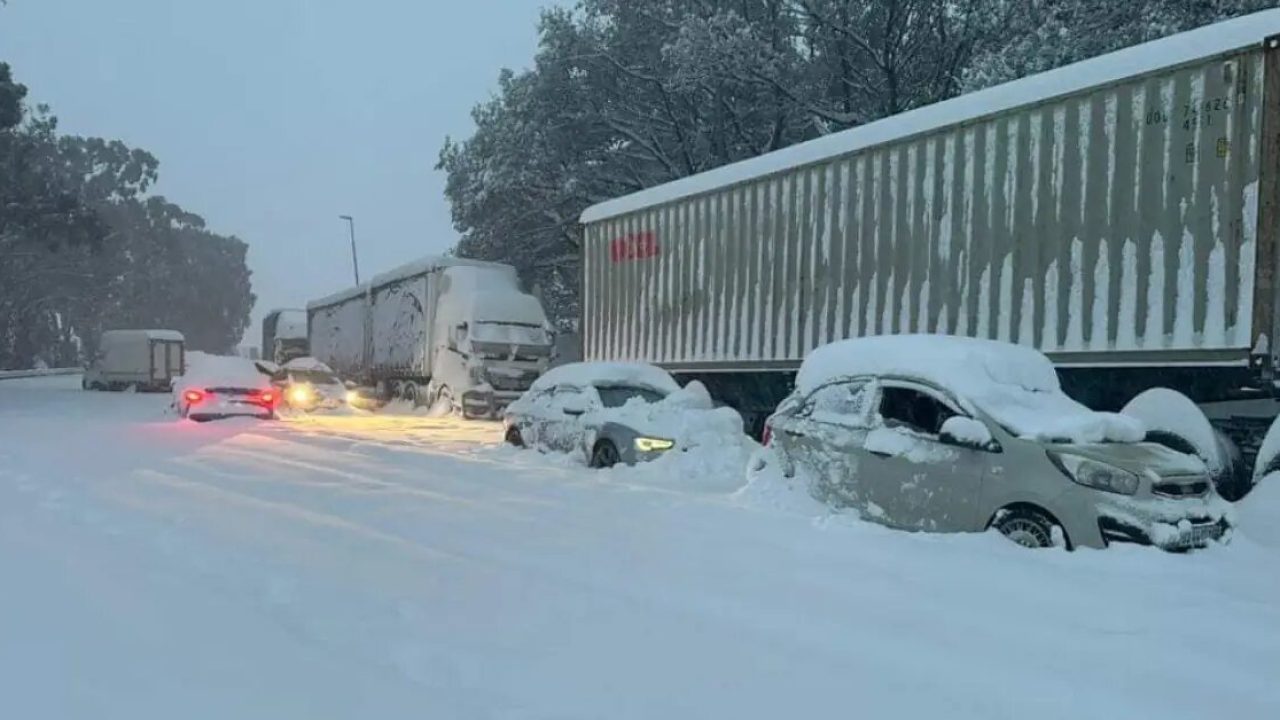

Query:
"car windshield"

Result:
[[595, 384, 666, 408], [289, 370, 340, 385]]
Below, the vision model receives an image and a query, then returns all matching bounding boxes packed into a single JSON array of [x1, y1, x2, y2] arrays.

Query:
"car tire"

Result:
[[994, 507, 1062, 549], [505, 426, 524, 447], [590, 440, 621, 469]]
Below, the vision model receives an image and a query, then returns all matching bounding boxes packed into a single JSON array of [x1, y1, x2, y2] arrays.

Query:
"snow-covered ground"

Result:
[[2, 374, 1278, 719]]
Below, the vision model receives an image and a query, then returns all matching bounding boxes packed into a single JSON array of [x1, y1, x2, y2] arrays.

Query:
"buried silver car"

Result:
[[764, 336, 1232, 550], [503, 362, 744, 468]]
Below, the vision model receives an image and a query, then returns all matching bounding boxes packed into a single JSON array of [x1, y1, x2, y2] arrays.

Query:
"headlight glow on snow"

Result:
[[634, 437, 675, 452], [1050, 453, 1139, 496]]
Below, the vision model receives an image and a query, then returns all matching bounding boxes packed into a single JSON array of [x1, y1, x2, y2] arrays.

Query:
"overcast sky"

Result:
[[0, 0, 554, 345]]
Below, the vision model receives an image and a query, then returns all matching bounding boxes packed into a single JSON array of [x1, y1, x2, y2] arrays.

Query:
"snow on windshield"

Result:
[[796, 335, 1144, 444]]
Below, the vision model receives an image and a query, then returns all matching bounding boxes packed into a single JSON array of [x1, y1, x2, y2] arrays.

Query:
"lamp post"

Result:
[[339, 215, 360, 285]]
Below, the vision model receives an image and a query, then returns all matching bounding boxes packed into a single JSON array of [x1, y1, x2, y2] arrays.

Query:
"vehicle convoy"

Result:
[[261, 309, 309, 365], [307, 256, 555, 418], [578, 11, 1280, 499], [83, 329, 185, 392], [764, 336, 1231, 550], [173, 353, 277, 422], [272, 357, 350, 411], [504, 362, 743, 468]]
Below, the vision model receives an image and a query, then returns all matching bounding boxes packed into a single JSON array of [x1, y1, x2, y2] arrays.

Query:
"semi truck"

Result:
[[578, 11, 1280, 498], [307, 255, 555, 417], [261, 309, 309, 365]]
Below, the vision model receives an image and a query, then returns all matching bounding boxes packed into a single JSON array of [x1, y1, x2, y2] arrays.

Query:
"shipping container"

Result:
[[579, 11, 1280, 485]]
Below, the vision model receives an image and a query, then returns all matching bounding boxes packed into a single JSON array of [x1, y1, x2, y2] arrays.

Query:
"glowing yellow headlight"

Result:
[[345, 390, 359, 405], [288, 386, 312, 404], [634, 437, 675, 452]]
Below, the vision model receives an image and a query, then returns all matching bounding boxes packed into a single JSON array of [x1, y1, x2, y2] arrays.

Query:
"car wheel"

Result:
[[505, 426, 524, 447], [994, 508, 1061, 549], [590, 440, 621, 469]]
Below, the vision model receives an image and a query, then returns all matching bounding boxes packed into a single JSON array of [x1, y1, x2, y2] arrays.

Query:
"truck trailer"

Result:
[[579, 11, 1280, 496], [307, 256, 555, 417]]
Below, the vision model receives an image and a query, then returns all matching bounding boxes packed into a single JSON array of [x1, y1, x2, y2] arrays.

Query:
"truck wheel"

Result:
[[435, 385, 455, 414], [505, 426, 524, 447], [402, 382, 419, 406]]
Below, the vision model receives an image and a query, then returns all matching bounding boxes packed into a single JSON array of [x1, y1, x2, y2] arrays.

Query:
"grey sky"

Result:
[[0, 0, 553, 345]]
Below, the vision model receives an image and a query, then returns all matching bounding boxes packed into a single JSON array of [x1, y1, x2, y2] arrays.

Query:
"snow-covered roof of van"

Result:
[[306, 255, 516, 310], [103, 329, 184, 342], [580, 9, 1280, 225]]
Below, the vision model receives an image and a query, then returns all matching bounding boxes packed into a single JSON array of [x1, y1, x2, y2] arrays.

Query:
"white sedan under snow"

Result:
[[503, 362, 745, 468], [173, 353, 278, 421]]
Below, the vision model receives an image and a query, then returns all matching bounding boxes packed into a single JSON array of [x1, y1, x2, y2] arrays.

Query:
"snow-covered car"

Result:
[[503, 362, 744, 468], [272, 357, 349, 411], [765, 335, 1232, 551], [173, 353, 277, 422]]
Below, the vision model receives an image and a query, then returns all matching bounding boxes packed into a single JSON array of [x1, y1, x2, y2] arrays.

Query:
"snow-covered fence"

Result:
[[0, 368, 82, 381]]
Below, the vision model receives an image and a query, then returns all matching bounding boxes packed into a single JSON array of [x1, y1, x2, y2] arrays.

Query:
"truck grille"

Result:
[[487, 372, 537, 392]]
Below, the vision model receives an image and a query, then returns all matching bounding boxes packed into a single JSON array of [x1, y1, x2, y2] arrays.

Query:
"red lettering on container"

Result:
[[610, 232, 660, 263]]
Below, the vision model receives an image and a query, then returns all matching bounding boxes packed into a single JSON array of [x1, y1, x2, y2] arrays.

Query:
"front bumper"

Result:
[[460, 389, 524, 419], [1098, 515, 1231, 551]]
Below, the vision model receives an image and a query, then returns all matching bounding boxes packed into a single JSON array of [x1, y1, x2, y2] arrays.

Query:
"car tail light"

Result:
[[183, 389, 205, 405], [260, 391, 275, 405]]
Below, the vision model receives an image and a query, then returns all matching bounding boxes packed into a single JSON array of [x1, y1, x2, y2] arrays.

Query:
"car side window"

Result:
[[879, 385, 959, 438], [802, 380, 873, 428]]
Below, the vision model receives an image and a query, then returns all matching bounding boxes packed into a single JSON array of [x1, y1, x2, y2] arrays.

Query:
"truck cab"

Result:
[[431, 268, 554, 418]]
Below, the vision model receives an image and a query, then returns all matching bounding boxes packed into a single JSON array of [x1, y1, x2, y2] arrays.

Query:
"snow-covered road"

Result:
[[2, 375, 1278, 719]]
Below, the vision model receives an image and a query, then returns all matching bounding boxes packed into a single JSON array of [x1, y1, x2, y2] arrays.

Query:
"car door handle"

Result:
[[868, 450, 891, 458]]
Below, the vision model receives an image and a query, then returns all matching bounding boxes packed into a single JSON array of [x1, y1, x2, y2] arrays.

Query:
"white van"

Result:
[[83, 330, 185, 392]]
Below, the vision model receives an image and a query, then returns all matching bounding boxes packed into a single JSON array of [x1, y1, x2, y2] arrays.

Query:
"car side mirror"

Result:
[[939, 417, 1001, 453]]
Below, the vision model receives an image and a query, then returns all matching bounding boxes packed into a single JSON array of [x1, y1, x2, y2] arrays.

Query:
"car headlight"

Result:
[[634, 437, 676, 453], [288, 385, 313, 404], [345, 390, 360, 404], [1051, 453, 1139, 495]]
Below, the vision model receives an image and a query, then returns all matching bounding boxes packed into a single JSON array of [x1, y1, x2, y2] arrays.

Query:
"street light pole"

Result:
[[339, 215, 360, 285]]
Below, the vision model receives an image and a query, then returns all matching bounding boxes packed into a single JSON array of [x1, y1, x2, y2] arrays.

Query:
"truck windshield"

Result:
[[596, 385, 666, 408], [471, 322, 550, 347]]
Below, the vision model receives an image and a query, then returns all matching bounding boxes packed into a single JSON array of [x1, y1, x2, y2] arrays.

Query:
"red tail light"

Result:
[[260, 391, 275, 405], [761, 423, 773, 447], [183, 389, 205, 405]]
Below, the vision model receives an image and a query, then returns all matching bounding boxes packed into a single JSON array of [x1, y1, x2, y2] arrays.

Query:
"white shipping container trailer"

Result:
[[307, 256, 555, 417], [580, 11, 1280, 497]]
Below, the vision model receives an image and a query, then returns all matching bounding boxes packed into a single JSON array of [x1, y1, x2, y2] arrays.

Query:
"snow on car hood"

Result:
[[587, 381, 743, 448], [796, 335, 1145, 444], [592, 382, 758, 493]]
